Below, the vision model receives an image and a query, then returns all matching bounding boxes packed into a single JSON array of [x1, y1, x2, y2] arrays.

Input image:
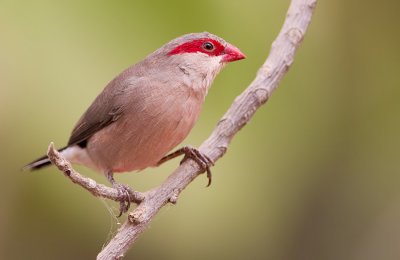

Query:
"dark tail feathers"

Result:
[[24, 146, 67, 171]]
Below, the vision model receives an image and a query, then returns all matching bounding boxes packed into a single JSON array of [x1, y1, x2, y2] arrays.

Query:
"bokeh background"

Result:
[[1, 0, 400, 259]]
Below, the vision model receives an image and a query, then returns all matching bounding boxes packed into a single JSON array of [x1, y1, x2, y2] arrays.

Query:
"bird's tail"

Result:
[[24, 146, 68, 171]]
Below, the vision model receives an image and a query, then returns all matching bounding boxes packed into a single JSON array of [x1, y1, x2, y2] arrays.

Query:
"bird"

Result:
[[24, 32, 246, 215]]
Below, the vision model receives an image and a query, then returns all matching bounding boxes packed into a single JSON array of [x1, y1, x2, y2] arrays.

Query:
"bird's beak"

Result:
[[221, 44, 246, 63]]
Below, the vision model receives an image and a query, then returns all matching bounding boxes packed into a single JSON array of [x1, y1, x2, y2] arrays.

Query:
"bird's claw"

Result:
[[113, 183, 134, 217], [180, 146, 214, 187]]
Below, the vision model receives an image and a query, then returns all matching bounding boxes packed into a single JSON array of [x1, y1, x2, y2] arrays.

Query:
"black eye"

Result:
[[202, 42, 215, 51]]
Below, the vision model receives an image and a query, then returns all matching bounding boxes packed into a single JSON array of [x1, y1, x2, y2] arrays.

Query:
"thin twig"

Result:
[[47, 142, 145, 203]]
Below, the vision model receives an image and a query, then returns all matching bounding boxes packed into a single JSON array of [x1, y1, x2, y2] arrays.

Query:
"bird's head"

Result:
[[141, 32, 245, 94], [148, 32, 245, 92]]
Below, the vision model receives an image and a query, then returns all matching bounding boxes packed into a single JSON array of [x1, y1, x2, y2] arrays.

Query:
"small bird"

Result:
[[25, 32, 245, 215]]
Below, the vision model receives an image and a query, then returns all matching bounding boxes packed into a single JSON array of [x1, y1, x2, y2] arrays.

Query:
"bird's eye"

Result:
[[202, 42, 215, 52]]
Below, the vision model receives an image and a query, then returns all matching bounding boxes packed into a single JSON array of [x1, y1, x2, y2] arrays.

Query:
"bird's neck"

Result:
[[173, 54, 225, 97]]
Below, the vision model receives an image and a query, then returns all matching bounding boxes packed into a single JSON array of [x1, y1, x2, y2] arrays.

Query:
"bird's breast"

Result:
[[86, 85, 205, 173]]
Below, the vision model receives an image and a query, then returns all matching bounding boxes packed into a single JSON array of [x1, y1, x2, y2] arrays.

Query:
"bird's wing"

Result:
[[67, 57, 172, 147], [67, 78, 129, 147]]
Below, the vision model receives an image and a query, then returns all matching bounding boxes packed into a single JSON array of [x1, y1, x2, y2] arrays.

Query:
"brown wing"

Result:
[[68, 106, 123, 147], [67, 80, 126, 147], [67, 55, 169, 147]]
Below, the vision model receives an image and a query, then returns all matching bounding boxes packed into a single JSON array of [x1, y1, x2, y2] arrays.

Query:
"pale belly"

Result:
[[85, 93, 203, 173]]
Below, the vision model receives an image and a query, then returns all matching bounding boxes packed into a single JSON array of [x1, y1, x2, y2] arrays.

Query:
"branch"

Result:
[[97, 0, 317, 257], [48, 0, 317, 258], [47, 143, 145, 203]]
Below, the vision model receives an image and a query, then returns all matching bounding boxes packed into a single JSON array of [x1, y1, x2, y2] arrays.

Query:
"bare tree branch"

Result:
[[47, 143, 145, 203], [47, 0, 317, 258], [97, 0, 317, 258]]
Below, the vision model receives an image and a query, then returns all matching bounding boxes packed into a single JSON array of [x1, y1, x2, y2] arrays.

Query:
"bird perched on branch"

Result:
[[25, 32, 245, 215]]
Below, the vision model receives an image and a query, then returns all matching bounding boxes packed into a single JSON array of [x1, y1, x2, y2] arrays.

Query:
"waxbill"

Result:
[[25, 32, 246, 215]]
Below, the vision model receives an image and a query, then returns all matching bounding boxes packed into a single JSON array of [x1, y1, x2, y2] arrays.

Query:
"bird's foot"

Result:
[[158, 146, 214, 186], [180, 146, 214, 187], [112, 183, 135, 217], [107, 172, 137, 217]]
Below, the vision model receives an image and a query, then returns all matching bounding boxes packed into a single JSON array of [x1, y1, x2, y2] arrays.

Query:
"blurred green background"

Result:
[[1, 0, 400, 259]]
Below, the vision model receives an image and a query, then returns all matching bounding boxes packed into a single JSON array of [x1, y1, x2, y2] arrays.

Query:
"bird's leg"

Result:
[[106, 171, 134, 217], [157, 146, 214, 187]]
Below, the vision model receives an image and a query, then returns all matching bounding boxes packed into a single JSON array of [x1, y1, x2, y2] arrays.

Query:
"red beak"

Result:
[[221, 44, 246, 63]]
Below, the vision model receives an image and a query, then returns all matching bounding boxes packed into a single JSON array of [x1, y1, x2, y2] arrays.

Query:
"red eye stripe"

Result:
[[168, 38, 225, 57]]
